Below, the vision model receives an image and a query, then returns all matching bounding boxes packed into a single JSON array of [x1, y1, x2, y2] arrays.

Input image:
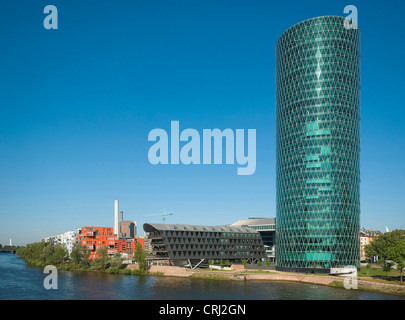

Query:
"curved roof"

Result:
[[231, 218, 276, 226], [143, 223, 258, 234]]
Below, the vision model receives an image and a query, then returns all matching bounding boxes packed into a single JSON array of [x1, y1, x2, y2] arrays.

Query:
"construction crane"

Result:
[[143, 212, 173, 223]]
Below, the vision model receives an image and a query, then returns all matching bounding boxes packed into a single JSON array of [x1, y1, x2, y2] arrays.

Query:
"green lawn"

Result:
[[243, 270, 278, 274], [358, 267, 404, 283]]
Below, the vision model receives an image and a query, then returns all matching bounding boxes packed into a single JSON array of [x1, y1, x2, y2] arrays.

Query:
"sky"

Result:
[[0, 0, 404, 245]]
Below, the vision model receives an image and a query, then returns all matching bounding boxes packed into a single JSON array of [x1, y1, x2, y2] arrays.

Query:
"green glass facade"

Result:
[[276, 16, 361, 272]]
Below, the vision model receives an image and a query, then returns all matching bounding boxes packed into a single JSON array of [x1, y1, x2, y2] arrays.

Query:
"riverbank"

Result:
[[5, 254, 403, 300], [14, 244, 405, 298], [127, 265, 405, 297]]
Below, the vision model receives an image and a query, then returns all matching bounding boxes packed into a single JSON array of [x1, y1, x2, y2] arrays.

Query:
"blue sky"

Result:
[[1, 0, 404, 245]]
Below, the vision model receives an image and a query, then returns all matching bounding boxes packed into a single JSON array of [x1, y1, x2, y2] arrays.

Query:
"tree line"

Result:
[[0, 244, 20, 253], [16, 241, 149, 274]]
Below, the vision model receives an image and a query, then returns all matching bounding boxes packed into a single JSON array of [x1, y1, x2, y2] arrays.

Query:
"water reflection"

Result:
[[0, 255, 404, 300]]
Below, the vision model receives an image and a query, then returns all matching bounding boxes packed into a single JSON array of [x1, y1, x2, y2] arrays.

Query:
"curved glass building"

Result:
[[276, 16, 360, 272]]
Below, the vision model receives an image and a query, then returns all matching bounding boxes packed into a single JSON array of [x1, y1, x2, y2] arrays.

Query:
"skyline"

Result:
[[1, 0, 405, 245]]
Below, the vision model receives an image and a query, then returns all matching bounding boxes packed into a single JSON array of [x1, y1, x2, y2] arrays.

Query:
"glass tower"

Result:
[[276, 16, 360, 272]]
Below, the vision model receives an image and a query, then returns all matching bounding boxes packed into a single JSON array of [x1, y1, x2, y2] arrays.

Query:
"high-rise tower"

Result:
[[276, 16, 361, 272]]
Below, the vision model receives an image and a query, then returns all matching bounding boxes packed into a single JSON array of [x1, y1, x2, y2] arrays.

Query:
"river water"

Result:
[[0, 254, 403, 300]]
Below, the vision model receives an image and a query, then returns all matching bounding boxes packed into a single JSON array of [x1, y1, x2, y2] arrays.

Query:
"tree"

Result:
[[266, 259, 271, 268], [53, 244, 69, 266], [17, 241, 46, 264], [386, 237, 405, 283], [382, 261, 393, 277], [70, 243, 90, 268], [110, 252, 124, 269], [366, 230, 405, 281], [90, 246, 110, 271], [134, 244, 148, 273], [242, 259, 247, 268], [396, 262, 405, 283], [365, 230, 405, 262], [219, 259, 225, 269], [40, 243, 68, 266]]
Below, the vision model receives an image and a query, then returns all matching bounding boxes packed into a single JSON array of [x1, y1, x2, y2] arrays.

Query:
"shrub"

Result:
[[107, 268, 120, 274]]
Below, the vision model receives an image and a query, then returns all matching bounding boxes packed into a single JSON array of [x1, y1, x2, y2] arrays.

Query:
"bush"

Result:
[[107, 268, 120, 274], [131, 268, 147, 275], [119, 268, 132, 275]]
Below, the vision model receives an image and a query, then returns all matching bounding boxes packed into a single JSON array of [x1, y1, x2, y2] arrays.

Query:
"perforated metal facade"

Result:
[[144, 223, 266, 264]]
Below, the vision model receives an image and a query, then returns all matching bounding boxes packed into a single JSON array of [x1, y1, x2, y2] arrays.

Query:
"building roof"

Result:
[[143, 223, 259, 234], [360, 229, 382, 237], [231, 218, 276, 227]]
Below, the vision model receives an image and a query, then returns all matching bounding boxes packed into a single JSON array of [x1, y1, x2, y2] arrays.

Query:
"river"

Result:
[[0, 253, 403, 300]]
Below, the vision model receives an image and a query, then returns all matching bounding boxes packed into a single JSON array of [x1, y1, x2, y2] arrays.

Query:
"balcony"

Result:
[[148, 234, 163, 240], [151, 240, 165, 246]]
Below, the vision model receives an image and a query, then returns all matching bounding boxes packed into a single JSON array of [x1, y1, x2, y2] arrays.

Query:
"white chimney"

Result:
[[114, 200, 119, 236]]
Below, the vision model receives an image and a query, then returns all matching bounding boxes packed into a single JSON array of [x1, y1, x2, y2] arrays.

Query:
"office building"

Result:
[[231, 218, 276, 262], [276, 16, 361, 272], [143, 223, 267, 267]]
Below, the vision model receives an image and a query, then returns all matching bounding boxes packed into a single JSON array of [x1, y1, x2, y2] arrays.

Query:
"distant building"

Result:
[[143, 223, 267, 268], [360, 229, 382, 262], [43, 229, 81, 254], [120, 221, 137, 239], [115, 208, 137, 239], [143, 236, 152, 254], [231, 218, 276, 262]]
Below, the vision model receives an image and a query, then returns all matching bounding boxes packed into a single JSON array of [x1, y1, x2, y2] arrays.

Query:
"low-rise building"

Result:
[[360, 229, 382, 262]]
